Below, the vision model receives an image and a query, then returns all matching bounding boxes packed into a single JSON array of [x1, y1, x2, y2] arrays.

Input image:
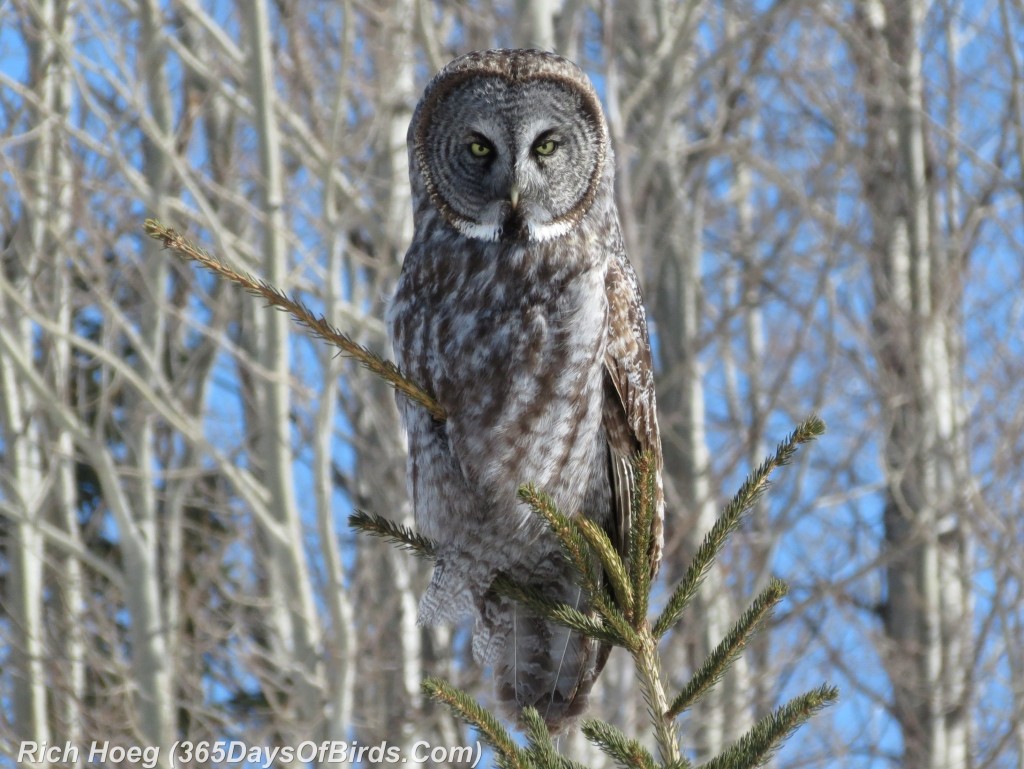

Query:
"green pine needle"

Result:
[[522, 709, 591, 769], [145, 219, 445, 420], [627, 451, 658, 621], [422, 677, 530, 769], [491, 573, 630, 647], [518, 484, 640, 646], [519, 485, 605, 599], [667, 578, 788, 719], [575, 516, 634, 621], [653, 417, 824, 638], [698, 684, 839, 769], [347, 510, 437, 560], [522, 707, 561, 767], [581, 718, 660, 769]]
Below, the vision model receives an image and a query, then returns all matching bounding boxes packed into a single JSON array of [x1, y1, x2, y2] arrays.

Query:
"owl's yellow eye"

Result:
[[469, 141, 492, 157], [534, 139, 557, 156]]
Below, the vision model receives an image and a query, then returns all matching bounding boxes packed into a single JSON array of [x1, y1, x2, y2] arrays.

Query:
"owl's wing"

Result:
[[603, 250, 664, 579]]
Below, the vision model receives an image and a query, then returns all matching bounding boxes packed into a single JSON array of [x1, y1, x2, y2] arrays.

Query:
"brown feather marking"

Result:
[[603, 252, 665, 578]]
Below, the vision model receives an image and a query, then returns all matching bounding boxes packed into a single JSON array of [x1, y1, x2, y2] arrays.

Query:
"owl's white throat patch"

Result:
[[527, 219, 575, 242], [453, 219, 502, 242], [454, 216, 574, 244]]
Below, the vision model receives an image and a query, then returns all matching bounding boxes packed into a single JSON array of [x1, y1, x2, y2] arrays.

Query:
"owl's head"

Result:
[[410, 49, 609, 243]]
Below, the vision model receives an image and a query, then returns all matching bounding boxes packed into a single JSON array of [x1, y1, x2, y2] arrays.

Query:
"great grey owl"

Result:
[[388, 49, 664, 732]]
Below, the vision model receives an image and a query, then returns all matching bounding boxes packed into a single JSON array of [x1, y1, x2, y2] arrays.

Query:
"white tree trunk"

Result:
[[2, 0, 72, 753], [855, 2, 973, 767], [243, 0, 324, 742], [46, 0, 85, 746], [659, 181, 737, 759], [515, 0, 556, 50], [317, 22, 359, 756], [125, 0, 176, 752]]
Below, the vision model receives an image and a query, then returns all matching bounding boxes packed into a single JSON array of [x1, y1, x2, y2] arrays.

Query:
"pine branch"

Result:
[[347, 510, 437, 560], [144, 219, 446, 420], [666, 578, 788, 719], [627, 451, 658, 623], [581, 718, 662, 769], [518, 485, 602, 597], [653, 416, 824, 639], [518, 485, 640, 648], [698, 684, 839, 769], [422, 677, 531, 769], [490, 573, 632, 648], [575, 516, 634, 621], [634, 631, 681, 765], [522, 709, 590, 769]]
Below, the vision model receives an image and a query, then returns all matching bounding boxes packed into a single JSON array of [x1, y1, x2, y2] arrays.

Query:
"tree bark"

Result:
[[243, 0, 324, 744], [853, 2, 973, 767]]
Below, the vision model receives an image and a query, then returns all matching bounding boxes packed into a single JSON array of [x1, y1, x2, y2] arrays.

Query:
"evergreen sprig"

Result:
[[490, 573, 628, 647], [522, 709, 590, 769], [416, 418, 829, 766], [653, 416, 825, 640], [421, 678, 528, 769], [698, 684, 839, 769], [582, 718, 662, 769], [575, 515, 635, 621], [144, 219, 446, 420], [347, 510, 437, 560], [518, 484, 639, 647], [627, 451, 659, 624], [518, 485, 603, 598], [666, 578, 788, 719]]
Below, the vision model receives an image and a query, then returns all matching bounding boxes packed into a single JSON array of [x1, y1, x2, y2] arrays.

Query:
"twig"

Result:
[[144, 219, 446, 420]]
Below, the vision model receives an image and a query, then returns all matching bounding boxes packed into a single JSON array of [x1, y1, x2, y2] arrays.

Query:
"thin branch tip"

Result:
[[141, 219, 446, 420]]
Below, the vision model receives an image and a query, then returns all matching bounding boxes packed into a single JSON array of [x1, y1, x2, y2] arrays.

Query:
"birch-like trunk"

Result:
[[515, 0, 556, 51], [2, 0, 71, 752], [44, 0, 85, 745], [362, 2, 423, 749], [120, 0, 176, 751], [317, 10, 358, 754], [854, 2, 972, 767], [243, 0, 324, 741]]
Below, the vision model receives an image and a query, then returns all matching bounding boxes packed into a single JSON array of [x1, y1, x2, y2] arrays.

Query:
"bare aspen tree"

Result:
[[128, 0, 177, 751], [315, 3, 359, 748], [848, 2, 973, 766], [2, 0, 67, 752], [241, 0, 325, 745], [353, 0, 425, 750], [515, 0, 557, 51]]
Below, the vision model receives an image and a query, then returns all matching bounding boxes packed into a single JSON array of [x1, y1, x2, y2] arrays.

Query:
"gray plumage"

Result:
[[388, 49, 664, 732]]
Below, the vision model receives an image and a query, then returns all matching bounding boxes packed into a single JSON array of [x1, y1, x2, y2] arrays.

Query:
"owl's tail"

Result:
[[479, 553, 609, 733]]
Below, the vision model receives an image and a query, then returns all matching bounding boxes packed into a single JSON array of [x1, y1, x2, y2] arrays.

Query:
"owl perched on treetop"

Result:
[[388, 49, 664, 732]]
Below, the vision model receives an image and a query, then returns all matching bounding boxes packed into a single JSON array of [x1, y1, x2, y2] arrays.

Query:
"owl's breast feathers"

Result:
[[393, 229, 610, 506], [390, 222, 663, 569]]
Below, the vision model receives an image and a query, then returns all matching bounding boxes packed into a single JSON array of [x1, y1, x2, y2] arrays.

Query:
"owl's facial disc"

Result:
[[418, 76, 606, 243]]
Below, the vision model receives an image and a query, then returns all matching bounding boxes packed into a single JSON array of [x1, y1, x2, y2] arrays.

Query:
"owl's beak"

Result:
[[508, 186, 520, 210]]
